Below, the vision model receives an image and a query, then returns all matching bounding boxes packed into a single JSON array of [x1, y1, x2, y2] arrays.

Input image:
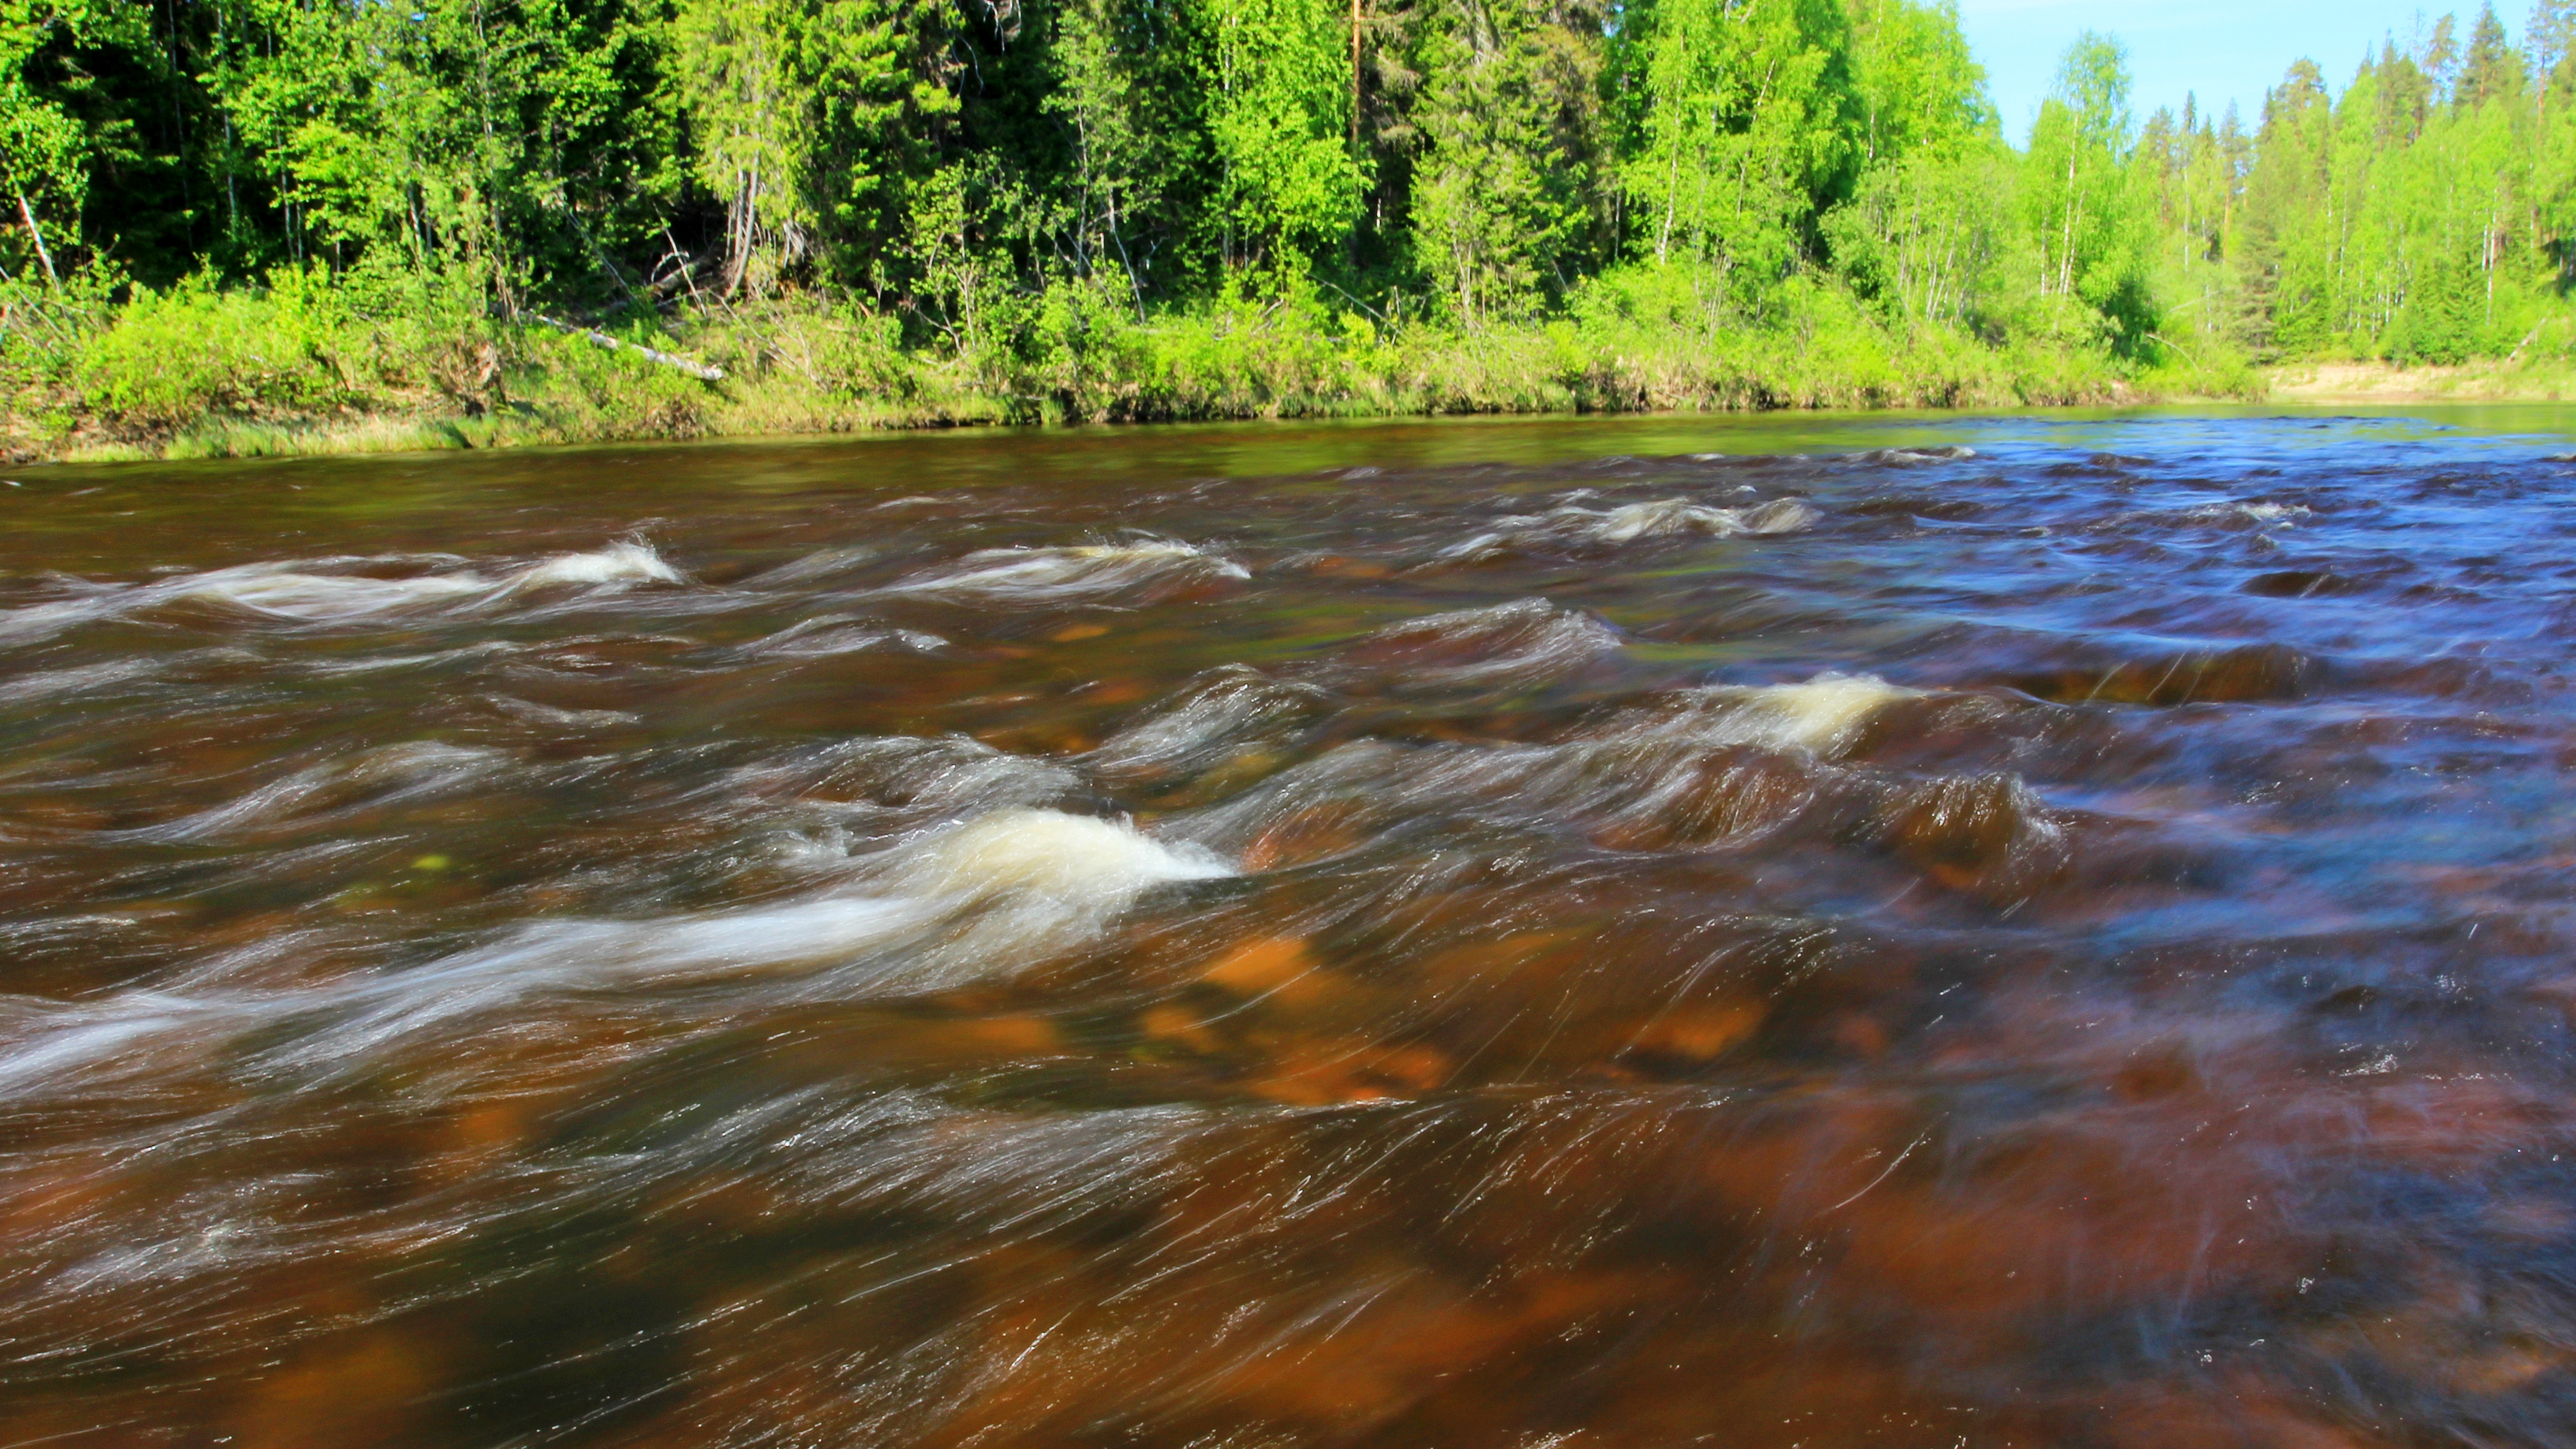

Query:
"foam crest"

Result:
[[2180, 500, 2311, 529], [0, 808, 1230, 1088], [180, 567, 495, 620], [881, 540, 1249, 605], [903, 808, 1235, 904], [0, 589, 112, 645], [312, 809, 1227, 1055], [739, 545, 879, 588], [126, 740, 512, 844], [0, 657, 164, 705], [1590, 496, 1818, 541], [1650, 673, 1920, 757], [727, 734, 1085, 828], [1175, 726, 1831, 865], [506, 540, 687, 589]]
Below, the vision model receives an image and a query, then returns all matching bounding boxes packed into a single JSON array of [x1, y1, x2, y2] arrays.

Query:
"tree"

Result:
[[2459, 2, 2524, 107], [1408, 0, 1604, 323], [1618, 0, 1860, 290], [2022, 31, 2150, 345], [1203, 0, 1366, 274], [0, 0, 145, 285]]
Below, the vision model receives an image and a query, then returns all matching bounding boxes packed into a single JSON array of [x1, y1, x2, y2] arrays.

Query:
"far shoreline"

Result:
[[2264, 360, 2574, 406], [19, 359, 2576, 470]]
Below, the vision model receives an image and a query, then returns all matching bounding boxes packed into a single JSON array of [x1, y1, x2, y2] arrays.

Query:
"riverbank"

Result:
[[2, 282, 2261, 465], [28, 305, 2576, 464], [2264, 356, 2576, 404]]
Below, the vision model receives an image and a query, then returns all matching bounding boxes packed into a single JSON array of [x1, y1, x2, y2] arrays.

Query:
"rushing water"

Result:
[[7, 410, 2576, 1447]]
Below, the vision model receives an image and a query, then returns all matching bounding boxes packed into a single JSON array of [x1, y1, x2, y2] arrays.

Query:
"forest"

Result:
[[2, 0, 2573, 456]]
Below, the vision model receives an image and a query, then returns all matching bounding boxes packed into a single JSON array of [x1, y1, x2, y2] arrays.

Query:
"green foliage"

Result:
[[7, 0, 2576, 459], [1825, 143, 2019, 332], [2022, 32, 2152, 348], [1205, 0, 1367, 270], [2185, 7, 2575, 364], [1040, 0, 1214, 305], [673, 0, 949, 294], [1845, 0, 1989, 161], [1408, 0, 1604, 323], [1619, 0, 1861, 285]]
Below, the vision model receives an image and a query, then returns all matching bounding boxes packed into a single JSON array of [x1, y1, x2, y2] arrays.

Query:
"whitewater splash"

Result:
[[0, 805, 1231, 1093], [1647, 672, 1923, 756]]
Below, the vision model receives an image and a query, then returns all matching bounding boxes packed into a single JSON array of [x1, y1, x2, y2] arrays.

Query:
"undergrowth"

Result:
[[0, 265, 2269, 464]]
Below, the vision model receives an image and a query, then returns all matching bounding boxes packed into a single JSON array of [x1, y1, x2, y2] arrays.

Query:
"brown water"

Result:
[[7, 409, 2576, 1447]]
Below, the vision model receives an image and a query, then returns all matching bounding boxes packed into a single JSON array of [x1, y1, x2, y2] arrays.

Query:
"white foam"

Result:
[[741, 546, 879, 588], [0, 807, 1230, 1088], [0, 596, 115, 646], [345, 810, 1222, 1044], [1589, 497, 1818, 542], [131, 740, 513, 844], [1654, 673, 1919, 756], [905, 808, 1233, 903], [181, 568, 495, 620], [295, 641, 523, 678], [727, 735, 1083, 828], [507, 541, 686, 589], [2182, 501, 2310, 528], [1170, 728, 1820, 864], [881, 541, 1248, 605], [0, 657, 163, 704], [486, 697, 641, 730]]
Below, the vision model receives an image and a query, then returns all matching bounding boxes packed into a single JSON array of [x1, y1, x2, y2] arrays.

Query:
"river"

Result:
[[5, 408, 2576, 1446]]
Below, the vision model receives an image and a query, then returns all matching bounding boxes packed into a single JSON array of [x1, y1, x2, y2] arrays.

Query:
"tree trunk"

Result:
[[1349, 0, 1363, 152], [528, 314, 727, 380], [17, 195, 58, 292]]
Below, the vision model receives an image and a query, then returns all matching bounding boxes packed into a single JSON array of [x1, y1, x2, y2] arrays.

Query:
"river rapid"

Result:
[[6, 411, 2576, 1447]]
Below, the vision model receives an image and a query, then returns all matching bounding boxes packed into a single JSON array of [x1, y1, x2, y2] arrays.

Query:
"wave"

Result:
[[112, 740, 514, 845], [879, 540, 1248, 606], [0, 542, 688, 646], [1336, 599, 1624, 689], [0, 806, 1233, 1093], [734, 614, 947, 659], [1441, 496, 1816, 561], [1621, 673, 1921, 757], [1087, 665, 1329, 792]]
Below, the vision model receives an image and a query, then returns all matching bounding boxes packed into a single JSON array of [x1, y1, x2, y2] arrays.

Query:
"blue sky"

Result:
[[1954, 1, 2525, 140]]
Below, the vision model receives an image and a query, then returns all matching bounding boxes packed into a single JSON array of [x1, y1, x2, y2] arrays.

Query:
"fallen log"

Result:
[[526, 313, 725, 381]]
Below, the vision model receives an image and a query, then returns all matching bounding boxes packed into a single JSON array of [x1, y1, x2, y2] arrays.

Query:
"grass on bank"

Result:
[[2, 265, 2275, 464]]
